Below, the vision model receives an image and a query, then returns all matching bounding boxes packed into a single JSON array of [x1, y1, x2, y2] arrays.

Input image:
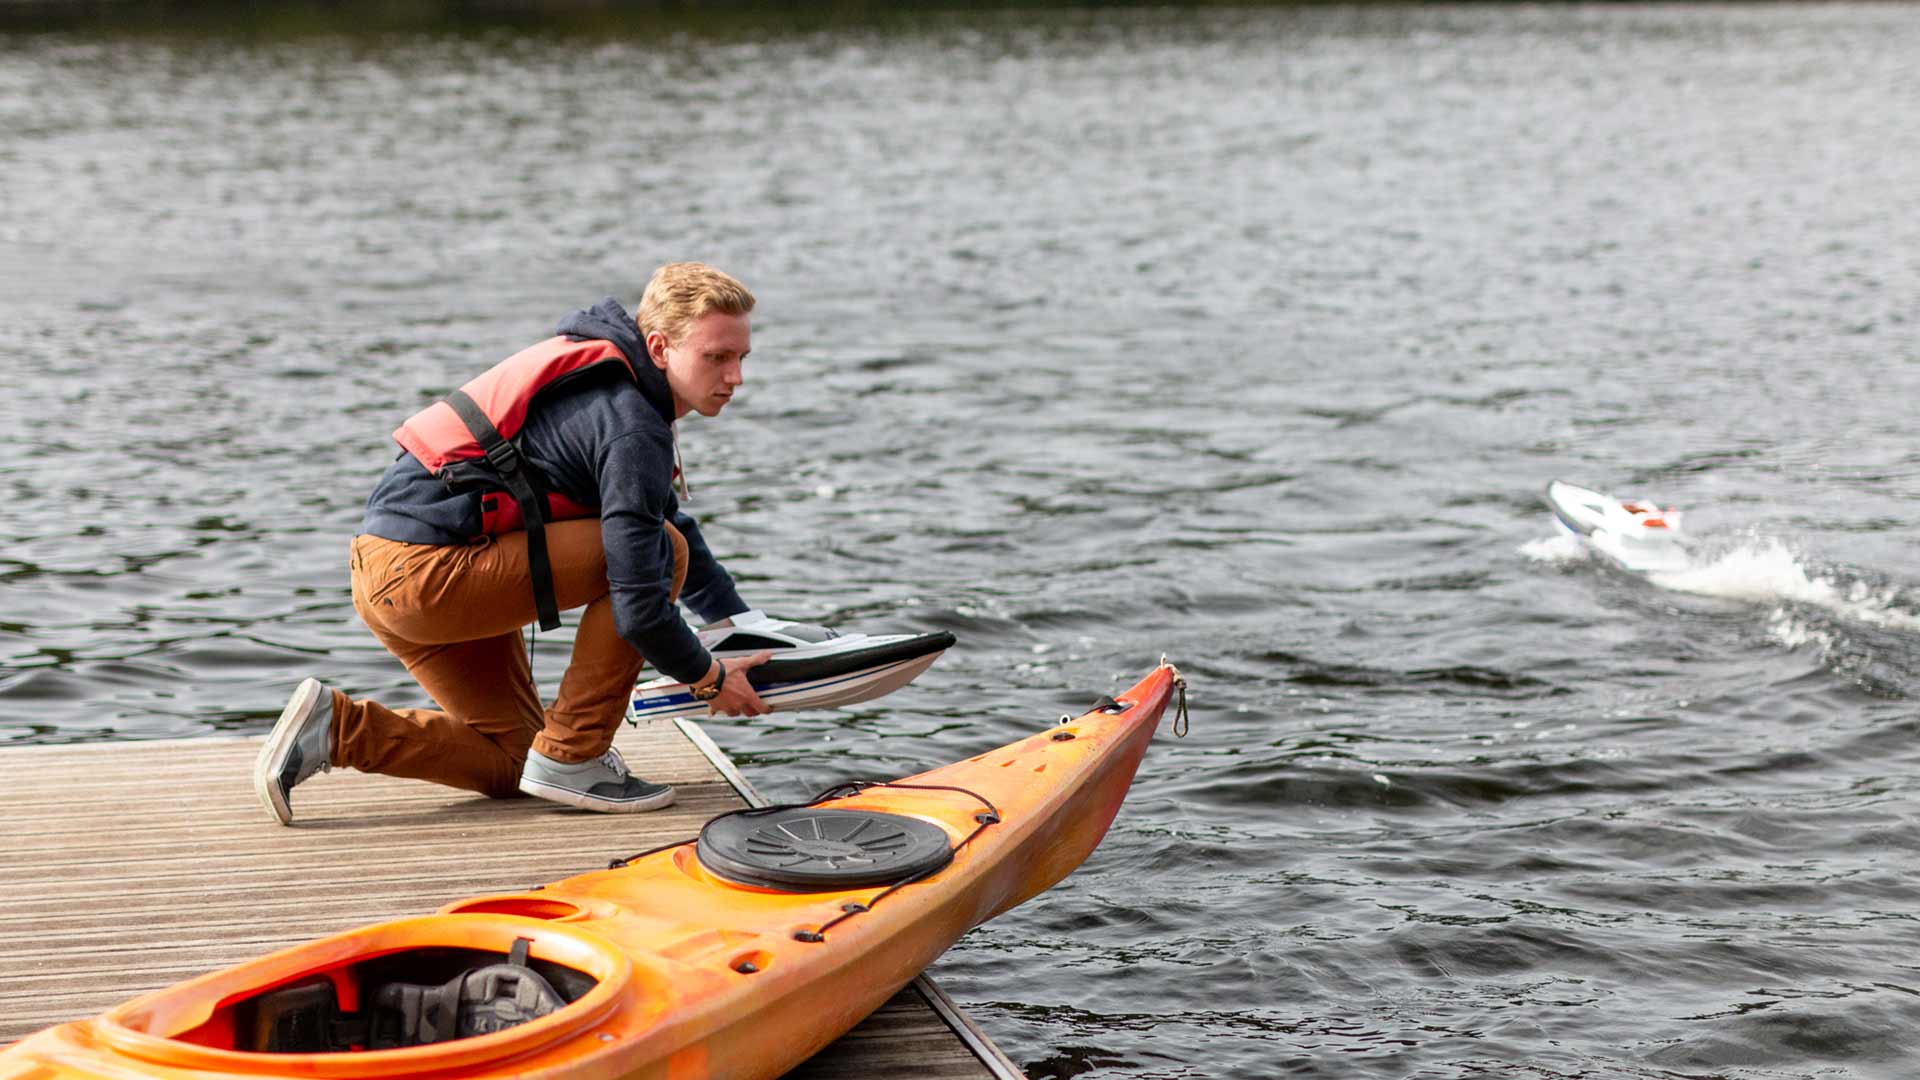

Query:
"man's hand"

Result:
[[708, 650, 773, 717]]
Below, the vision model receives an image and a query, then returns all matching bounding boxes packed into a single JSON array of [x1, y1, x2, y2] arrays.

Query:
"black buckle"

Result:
[[483, 439, 522, 474]]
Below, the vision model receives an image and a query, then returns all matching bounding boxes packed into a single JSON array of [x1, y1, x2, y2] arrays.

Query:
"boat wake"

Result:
[[1525, 531, 1920, 688], [1517, 532, 1590, 567], [1649, 539, 1920, 632]]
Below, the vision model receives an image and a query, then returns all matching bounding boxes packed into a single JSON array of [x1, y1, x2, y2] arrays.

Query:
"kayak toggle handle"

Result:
[[1171, 667, 1189, 738]]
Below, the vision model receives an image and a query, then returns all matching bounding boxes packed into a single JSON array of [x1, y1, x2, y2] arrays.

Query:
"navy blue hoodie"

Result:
[[360, 298, 746, 683]]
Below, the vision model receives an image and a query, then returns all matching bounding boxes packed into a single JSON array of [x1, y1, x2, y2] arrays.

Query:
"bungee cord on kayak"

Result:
[[794, 783, 1004, 942], [604, 779, 1008, 944], [605, 779, 1002, 874]]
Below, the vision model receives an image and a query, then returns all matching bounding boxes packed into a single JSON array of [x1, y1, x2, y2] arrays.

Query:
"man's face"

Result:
[[649, 311, 751, 419]]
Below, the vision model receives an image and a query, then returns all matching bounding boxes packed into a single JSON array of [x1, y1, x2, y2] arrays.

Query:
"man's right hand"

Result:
[[707, 650, 772, 717]]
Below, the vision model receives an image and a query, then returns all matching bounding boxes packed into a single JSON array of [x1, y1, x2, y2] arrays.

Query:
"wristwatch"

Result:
[[692, 664, 727, 702]]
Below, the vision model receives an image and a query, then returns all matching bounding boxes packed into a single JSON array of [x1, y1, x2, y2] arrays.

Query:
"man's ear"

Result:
[[645, 330, 671, 370]]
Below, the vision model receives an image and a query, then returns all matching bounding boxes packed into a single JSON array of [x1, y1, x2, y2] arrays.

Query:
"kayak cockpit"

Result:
[[95, 916, 646, 1074], [180, 938, 594, 1052]]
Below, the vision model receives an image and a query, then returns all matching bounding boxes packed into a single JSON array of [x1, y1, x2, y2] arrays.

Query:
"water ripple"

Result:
[[7, 6, 1920, 1078]]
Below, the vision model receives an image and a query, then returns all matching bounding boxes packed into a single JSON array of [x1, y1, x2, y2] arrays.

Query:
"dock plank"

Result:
[[0, 723, 1025, 1078]]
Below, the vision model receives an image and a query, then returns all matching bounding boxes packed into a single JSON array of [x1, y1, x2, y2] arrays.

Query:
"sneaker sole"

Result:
[[254, 678, 324, 827], [518, 776, 676, 813]]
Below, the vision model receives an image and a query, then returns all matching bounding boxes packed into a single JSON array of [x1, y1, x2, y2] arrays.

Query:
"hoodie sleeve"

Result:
[[597, 428, 712, 683], [670, 501, 749, 624]]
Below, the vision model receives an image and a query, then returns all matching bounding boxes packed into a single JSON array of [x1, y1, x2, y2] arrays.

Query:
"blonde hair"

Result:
[[637, 263, 755, 346]]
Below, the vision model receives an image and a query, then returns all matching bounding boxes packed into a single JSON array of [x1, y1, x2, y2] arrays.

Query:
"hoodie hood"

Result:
[[556, 296, 675, 424]]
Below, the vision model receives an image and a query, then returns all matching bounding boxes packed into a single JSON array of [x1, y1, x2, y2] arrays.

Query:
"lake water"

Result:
[[3, 5, 1918, 1077]]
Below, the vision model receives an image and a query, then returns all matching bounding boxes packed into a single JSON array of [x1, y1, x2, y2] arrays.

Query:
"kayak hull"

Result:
[[1, 667, 1178, 1080]]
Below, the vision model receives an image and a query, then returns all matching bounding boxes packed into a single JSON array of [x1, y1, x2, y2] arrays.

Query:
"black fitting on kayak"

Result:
[[793, 930, 825, 943], [840, 902, 868, 914], [1052, 731, 1076, 742], [974, 811, 999, 825]]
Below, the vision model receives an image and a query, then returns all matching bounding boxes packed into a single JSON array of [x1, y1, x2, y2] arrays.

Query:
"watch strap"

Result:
[[693, 662, 726, 701]]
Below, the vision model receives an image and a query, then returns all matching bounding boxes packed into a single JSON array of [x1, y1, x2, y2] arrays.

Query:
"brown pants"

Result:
[[340, 520, 689, 798]]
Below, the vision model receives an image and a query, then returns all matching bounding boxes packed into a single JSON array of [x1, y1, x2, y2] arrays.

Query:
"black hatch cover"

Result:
[[697, 807, 953, 891]]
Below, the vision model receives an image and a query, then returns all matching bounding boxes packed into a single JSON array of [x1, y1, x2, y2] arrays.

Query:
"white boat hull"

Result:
[[630, 651, 946, 722], [1544, 479, 1692, 574], [629, 619, 955, 722]]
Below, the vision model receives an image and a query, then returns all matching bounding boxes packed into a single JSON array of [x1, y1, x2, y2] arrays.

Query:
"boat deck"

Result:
[[0, 721, 1024, 1077]]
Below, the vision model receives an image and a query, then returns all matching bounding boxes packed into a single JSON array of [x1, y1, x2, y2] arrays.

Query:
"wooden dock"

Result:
[[0, 721, 1026, 1077]]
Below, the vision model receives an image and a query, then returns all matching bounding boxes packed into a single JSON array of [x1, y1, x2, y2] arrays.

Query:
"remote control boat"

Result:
[[629, 611, 954, 721], [0, 666, 1185, 1080], [1544, 479, 1691, 574]]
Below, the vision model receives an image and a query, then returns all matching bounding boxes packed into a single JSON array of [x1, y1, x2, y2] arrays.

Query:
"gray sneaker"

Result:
[[254, 678, 335, 826], [518, 747, 675, 812]]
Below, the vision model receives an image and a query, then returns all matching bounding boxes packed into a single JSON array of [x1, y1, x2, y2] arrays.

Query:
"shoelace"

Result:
[[598, 747, 629, 781]]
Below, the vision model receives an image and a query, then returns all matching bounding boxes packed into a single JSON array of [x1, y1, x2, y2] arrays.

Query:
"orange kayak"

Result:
[[1, 665, 1182, 1080]]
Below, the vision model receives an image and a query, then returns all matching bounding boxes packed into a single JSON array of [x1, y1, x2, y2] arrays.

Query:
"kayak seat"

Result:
[[698, 807, 954, 892], [232, 938, 588, 1053], [370, 951, 566, 1044]]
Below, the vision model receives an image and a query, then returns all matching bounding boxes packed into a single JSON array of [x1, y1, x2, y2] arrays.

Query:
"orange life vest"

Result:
[[392, 334, 639, 629]]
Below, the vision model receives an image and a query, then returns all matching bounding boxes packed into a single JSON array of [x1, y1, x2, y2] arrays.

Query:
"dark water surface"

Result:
[[4, 5, 1920, 1076]]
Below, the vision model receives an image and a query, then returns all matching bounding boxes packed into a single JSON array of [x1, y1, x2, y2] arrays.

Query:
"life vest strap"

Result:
[[444, 389, 562, 631]]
